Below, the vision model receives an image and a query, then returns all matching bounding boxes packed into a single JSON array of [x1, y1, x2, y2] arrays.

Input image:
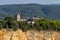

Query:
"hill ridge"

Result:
[[0, 4, 60, 20]]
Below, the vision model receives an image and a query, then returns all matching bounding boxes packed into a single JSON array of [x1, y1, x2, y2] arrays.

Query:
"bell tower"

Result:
[[15, 9, 21, 21], [16, 12, 20, 21]]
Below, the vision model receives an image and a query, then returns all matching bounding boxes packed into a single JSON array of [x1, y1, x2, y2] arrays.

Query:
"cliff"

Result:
[[0, 29, 60, 40]]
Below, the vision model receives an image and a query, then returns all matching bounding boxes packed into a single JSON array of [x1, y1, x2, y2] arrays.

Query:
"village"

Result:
[[15, 12, 40, 24]]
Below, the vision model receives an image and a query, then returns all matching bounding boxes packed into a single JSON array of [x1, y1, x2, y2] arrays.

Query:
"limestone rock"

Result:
[[0, 29, 60, 40]]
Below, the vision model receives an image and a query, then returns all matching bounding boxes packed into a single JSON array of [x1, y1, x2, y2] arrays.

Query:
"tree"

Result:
[[2, 16, 19, 31], [0, 22, 3, 29]]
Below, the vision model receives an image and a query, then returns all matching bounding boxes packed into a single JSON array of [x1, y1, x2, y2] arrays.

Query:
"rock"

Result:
[[3, 31, 13, 40], [0, 29, 60, 40]]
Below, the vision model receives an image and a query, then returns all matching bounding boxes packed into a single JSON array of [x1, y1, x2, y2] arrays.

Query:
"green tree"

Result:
[[0, 22, 3, 29], [2, 16, 19, 31]]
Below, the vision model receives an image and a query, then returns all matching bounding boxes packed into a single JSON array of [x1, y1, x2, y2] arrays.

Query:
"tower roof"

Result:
[[16, 12, 20, 15]]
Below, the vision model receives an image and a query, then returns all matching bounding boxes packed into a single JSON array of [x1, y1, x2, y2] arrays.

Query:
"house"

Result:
[[27, 17, 35, 24]]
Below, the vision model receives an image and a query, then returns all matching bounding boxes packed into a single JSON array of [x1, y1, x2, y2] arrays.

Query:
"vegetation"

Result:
[[0, 16, 60, 31], [0, 4, 60, 20]]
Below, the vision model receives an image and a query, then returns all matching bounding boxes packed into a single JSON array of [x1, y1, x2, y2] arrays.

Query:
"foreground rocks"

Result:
[[0, 29, 60, 40]]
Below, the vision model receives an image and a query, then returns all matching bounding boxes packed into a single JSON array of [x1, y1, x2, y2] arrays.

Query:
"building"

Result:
[[15, 12, 20, 21], [15, 12, 40, 24], [27, 17, 35, 24], [15, 12, 27, 21]]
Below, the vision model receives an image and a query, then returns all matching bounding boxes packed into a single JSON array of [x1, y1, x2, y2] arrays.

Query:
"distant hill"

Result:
[[0, 4, 60, 20]]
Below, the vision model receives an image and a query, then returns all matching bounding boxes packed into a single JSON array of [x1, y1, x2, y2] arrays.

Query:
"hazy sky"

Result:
[[0, 0, 60, 5]]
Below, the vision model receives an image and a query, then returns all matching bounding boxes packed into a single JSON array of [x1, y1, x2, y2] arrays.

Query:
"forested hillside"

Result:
[[0, 4, 60, 20]]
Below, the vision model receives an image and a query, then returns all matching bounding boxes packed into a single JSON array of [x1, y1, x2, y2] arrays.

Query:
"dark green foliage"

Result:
[[2, 17, 19, 31], [0, 22, 3, 29], [0, 16, 60, 31], [19, 21, 31, 32]]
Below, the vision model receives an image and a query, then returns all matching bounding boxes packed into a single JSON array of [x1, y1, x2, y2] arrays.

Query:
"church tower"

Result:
[[16, 12, 20, 21]]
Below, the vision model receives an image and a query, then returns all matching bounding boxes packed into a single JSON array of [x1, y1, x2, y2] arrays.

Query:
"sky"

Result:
[[0, 0, 60, 5]]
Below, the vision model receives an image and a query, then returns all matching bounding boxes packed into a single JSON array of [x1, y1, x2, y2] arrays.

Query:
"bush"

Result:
[[0, 17, 60, 31]]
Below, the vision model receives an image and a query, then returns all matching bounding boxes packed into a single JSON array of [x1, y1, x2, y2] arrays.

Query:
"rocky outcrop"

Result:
[[0, 29, 60, 40]]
